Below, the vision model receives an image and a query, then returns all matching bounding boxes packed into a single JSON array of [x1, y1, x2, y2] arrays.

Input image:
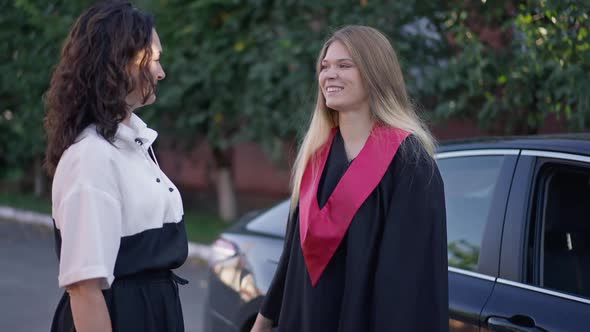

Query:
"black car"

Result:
[[205, 134, 590, 332]]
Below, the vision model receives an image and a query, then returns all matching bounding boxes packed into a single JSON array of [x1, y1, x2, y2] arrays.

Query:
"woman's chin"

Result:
[[326, 102, 345, 112], [135, 95, 157, 109], [145, 95, 156, 105]]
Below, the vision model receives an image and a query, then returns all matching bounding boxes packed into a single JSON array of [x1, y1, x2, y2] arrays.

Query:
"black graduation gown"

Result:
[[260, 132, 449, 332]]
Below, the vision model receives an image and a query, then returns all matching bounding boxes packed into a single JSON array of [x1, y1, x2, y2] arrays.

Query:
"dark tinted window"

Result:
[[539, 167, 590, 298], [437, 156, 506, 271], [246, 200, 290, 237]]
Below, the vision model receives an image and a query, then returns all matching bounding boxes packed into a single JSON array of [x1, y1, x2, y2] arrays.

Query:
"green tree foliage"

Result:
[[422, 0, 590, 134], [148, 0, 444, 162], [1, 0, 588, 192], [0, 0, 89, 182], [146, 0, 444, 219]]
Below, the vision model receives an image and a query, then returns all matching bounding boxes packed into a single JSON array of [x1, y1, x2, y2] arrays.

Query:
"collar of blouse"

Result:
[[115, 113, 158, 149]]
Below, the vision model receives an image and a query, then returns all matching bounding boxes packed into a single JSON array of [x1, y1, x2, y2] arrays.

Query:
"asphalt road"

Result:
[[0, 219, 209, 332]]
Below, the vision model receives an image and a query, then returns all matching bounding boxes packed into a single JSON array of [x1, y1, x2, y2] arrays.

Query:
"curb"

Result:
[[0, 205, 211, 261]]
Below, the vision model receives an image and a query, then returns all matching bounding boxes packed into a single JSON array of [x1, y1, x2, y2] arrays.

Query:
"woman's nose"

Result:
[[158, 70, 166, 81], [324, 68, 338, 79]]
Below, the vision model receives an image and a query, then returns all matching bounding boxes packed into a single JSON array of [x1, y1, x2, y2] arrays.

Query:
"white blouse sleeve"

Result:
[[55, 184, 122, 289]]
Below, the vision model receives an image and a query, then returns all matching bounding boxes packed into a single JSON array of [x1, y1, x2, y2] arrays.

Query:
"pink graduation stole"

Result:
[[299, 124, 409, 286]]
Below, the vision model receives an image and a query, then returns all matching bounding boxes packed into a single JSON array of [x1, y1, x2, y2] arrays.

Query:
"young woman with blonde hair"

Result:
[[252, 25, 448, 332]]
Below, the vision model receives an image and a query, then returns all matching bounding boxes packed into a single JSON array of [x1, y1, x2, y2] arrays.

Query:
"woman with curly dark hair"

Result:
[[45, 1, 188, 331]]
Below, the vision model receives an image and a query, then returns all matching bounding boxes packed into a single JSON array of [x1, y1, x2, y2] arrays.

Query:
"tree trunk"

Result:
[[215, 167, 237, 222], [213, 148, 237, 223], [33, 157, 45, 197]]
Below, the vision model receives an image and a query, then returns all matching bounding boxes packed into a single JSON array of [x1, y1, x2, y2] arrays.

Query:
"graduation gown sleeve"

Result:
[[259, 207, 299, 325], [371, 142, 449, 332]]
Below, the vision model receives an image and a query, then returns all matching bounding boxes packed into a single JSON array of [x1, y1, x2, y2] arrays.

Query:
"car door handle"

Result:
[[488, 316, 547, 332]]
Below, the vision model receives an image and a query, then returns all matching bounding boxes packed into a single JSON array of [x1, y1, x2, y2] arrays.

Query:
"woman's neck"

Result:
[[338, 109, 373, 161], [122, 109, 135, 126]]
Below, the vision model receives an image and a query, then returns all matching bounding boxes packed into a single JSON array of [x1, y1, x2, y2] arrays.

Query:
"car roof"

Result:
[[438, 133, 590, 156]]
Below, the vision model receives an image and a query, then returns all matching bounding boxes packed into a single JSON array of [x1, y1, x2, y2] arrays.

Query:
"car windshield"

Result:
[[245, 200, 290, 237]]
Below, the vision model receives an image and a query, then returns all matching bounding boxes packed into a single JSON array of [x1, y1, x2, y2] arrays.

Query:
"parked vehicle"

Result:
[[205, 134, 590, 332]]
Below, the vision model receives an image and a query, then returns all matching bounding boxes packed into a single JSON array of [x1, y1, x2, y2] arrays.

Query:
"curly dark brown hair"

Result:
[[44, 0, 156, 175]]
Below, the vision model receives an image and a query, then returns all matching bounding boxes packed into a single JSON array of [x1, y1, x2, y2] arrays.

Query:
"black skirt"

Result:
[[51, 270, 187, 332]]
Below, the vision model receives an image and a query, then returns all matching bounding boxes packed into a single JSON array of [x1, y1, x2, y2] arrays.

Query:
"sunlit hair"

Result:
[[44, 0, 155, 175], [290, 25, 436, 210]]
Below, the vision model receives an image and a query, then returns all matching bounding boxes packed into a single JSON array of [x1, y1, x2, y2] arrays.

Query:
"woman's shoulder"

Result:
[[390, 134, 439, 180], [397, 134, 433, 163], [70, 125, 116, 155], [56, 126, 118, 178], [52, 126, 123, 203]]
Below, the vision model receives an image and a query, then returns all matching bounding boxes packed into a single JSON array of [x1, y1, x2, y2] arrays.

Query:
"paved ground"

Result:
[[0, 219, 209, 332]]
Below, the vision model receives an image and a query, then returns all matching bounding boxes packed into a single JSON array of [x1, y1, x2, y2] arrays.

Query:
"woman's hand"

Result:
[[250, 313, 273, 332], [67, 278, 112, 332]]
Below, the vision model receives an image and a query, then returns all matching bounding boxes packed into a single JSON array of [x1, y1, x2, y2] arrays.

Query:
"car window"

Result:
[[245, 200, 290, 237], [437, 156, 506, 271], [535, 165, 590, 298]]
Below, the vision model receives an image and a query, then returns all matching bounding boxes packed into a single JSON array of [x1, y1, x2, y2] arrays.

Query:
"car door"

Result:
[[436, 149, 519, 331], [481, 151, 590, 331]]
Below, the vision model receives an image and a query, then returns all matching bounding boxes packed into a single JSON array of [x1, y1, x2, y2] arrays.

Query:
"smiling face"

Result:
[[319, 41, 369, 114]]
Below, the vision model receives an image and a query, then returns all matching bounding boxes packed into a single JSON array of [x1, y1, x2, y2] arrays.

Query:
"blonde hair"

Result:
[[290, 25, 436, 211]]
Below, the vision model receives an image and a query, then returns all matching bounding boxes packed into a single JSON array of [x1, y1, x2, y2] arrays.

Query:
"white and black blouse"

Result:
[[51, 114, 187, 289]]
